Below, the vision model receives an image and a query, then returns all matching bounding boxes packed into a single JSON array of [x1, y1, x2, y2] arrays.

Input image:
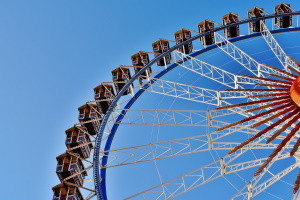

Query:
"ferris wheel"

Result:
[[52, 3, 300, 200]]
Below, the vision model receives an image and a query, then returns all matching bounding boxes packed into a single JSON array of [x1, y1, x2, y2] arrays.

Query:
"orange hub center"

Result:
[[290, 76, 300, 106]]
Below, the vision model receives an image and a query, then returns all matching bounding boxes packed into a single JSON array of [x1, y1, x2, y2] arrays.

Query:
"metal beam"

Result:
[[125, 149, 289, 199], [260, 21, 300, 72]]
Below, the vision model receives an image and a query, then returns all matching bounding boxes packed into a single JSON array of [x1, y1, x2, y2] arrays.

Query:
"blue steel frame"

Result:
[[93, 12, 300, 200]]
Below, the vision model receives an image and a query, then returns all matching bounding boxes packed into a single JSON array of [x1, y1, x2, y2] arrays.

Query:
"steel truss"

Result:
[[100, 127, 293, 169], [172, 50, 286, 89], [125, 142, 290, 199], [100, 110, 294, 169], [110, 107, 297, 133], [233, 163, 297, 200], [260, 21, 300, 72], [214, 31, 297, 79], [232, 131, 299, 200], [140, 75, 285, 107]]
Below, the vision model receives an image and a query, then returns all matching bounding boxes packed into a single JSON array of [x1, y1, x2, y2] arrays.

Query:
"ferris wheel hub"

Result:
[[290, 76, 300, 106]]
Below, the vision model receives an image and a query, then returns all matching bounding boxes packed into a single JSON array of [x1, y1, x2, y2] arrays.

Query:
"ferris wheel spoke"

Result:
[[173, 50, 273, 89], [173, 50, 238, 88], [111, 108, 257, 127], [260, 20, 300, 72], [125, 148, 290, 200], [214, 32, 266, 77], [112, 108, 286, 132], [231, 135, 296, 199], [110, 107, 290, 131], [232, 163, 297, 200], [141, 77, 264, 108], [109, 107, 298, 143], [141, 77, 223, 106], [112, 109, 216, 127], [100, 130, 293, 169], [213, 31, 295, 80], [141, 76, 273, 107], [110, 107, 291, 141]]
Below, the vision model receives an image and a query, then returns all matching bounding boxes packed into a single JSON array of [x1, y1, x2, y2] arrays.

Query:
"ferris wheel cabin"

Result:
[[65, 126, 93, 159], [275, 3, 293, 28], [223, 12, 240, 38], [248, 7, 265, 32], [56, 152, 87, 186], [78, 104, 102, 135], [152, 39, 171, 66], [131, 52, 152, 77], [52, 182, 84, 200], [111, 67, 132, 95], [198, 20, 215, 46], [94, 83, 115, 114], [174, 28, 193, 54]]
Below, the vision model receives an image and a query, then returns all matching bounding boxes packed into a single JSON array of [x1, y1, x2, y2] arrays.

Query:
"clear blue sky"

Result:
[[1, 0, 299, 199]]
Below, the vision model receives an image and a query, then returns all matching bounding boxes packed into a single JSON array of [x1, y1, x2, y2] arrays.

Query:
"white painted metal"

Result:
[[100, 129, 293, 169], [172, 50, 280, 89], [232, 164, 297, 200], [125, 148, 290, 199], [260, 21, 300, 72], [214, 32, 293, 78]]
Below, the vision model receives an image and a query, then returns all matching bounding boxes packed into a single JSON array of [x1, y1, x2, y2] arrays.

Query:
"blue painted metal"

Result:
[[93, 13, 300, 200]]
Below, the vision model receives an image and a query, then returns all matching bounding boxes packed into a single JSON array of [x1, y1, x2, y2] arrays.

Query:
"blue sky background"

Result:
[[1, 0, 300, 199]]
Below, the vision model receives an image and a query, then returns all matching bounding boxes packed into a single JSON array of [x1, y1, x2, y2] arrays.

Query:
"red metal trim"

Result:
[[241, 74, 292, 85], [287, 66, 300, 76], [255, 119, 300, 176], [270, 73, 296, 82], [251, 100, 295, 127], [216, 95, 290, 111], [217, 102, 294, 132], [247, 92, 290, 98], [263, 64, 298, 79], [225, 89, 290, 92], [228, 106, 298, 155], [245, 99, 292, 113], [254, 83, 291, 88]]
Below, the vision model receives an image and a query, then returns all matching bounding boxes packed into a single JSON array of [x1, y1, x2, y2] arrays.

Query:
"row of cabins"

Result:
[[52, 3, 294, 199]]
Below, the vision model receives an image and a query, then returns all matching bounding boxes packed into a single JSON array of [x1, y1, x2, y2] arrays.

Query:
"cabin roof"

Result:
[[56, 152, 69, 160], [112, 67, 129, 73], [275, 3, 290, 10], [248, 6, 264, 14], [152, 39, 169, 46], [78, 104, 89, 110], [52, 182, 65, 191], [65, 126, 77, 133], [198, 19, 214, 27], [78, 103, 98, 111], [94, 83, 112, 91], [223, 12, 238, 19], [52, 182, 74, 190], [174, 28, 190, 35], [131, 51, 148, 58], [65, 126, 87, 135]]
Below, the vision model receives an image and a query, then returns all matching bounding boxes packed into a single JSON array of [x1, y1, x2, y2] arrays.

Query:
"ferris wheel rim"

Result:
[[93, 13, 300, 200]]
